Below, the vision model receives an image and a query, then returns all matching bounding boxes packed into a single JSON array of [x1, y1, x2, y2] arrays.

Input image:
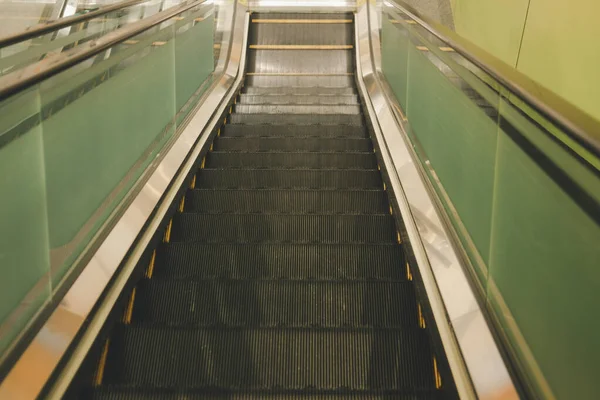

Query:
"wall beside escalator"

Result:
[[449, 0, 600, 123]]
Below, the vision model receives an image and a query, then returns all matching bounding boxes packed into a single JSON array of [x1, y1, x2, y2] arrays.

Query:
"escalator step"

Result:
[[133, 280, 417, 328], [238, 94, 360, 105], [206, 151, 377, 169], [169, 214, 397, 243], [85, 386, 446, 399], [244, 75, 355, 88], [103, 325, 436, 390], [221, 124, 367, 138], [184, 189, 387, 214], [196, 169, 382, 189], [234, 104, 361, 115], [154, 243, 406, 281], [229, 113, 363, 126], [249, 22, 353, 46], [213, 137, 372, 152], [243, 86, 356, 96]]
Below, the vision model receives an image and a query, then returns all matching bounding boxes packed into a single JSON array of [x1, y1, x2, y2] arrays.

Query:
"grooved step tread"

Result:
[[169, 214, 397, 243], [234, 104, 361, 115], [206, 151, 377, 169], [221, 124, 367, 138], [213, 137, 372, 152], [184, 189, 388, 214], [154, 243, 406, 281], [195, 169, 383, 189], [229, 113, 363, 126], [242, 86, 357, 95], [103, 326, 436, 390], [133, 280, 418, 328], [85, 386, 446, 399], [238, 94, 359, 105]]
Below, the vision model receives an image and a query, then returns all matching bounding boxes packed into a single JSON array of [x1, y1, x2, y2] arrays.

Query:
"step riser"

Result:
[[221, 124, 367, 138], [213, 137, 372, 152], [229, 113, 364, 126], [205, 152, 377, 169], [238, 94, 359, 105], [234, 104, 361, 115]]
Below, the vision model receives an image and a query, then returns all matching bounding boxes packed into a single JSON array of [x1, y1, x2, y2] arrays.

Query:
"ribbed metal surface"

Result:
[[133, 280, 418, 327], [244, 75, 356, 88], [249, 23, 353, 46], [103, 326, 435, 390], [195, 169, 383, 189], [221, 124, 367, 138], [86, 387, 445, 399], [229, 113, 363, 126], [243, 86, 357, 95], [247, 50, 353, 74], [154, 243, 406, 281], [238, 94, 359, 105], [206, 151, 377, 169], [76, 12, 454, 400], [185, 189, 387, 213], [234, 104, 361, 115], [170, 213, 396, 243], [213, 137, 371, 151], [252, 12, 353, 20]]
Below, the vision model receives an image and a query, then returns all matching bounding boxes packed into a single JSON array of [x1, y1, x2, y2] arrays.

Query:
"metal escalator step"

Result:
[[234, 104, 361, 115], [103, 325, 436, 390], [205, 151, 376, 169], [133, 280, 417, 328], [154, 243, 406, 281], [221, 124, 367, 138], [243, 86, 356, 95], [184, 189, 387, 213], [229, 113, 363, 126], [169, 214, 397, 243], [244, 75, 355, 88], [213, 137, 371, 152], [85, 386, 446, 399], [238, 94, 359, 105], [252, 12, 353, 20], [196, 169, 382, 189], [249, 22, 353, 46]]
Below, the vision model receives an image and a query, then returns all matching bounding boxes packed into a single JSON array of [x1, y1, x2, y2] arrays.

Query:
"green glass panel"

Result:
[[381, 16, 410, 110], [40, 25, 177, 284], [406, 38, 497, 271], [0, 87, 51, 353], [175, 13, 215, 113], [488, 101, 600, 400]]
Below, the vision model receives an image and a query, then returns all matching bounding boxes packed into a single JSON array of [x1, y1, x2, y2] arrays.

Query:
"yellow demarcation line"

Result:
[[146, 250, 156, 278], [439, 46, 455, 52], [433, 356, 442, 388], [123, 287, 136, 324], [416, 45, 429, 51], [252, 19, 352, 24], [418, 304, 427, 329], [190, 174, 196, 189], [246, 72, 354, 76], [179, 196, 186, 212], [389, 205, 393, 215], [164, 219, 173, 243], [406, 261, 413, 281], [249, 44, 353, 50], [94, 340, 110, 386], [397, 231, 402, 244]]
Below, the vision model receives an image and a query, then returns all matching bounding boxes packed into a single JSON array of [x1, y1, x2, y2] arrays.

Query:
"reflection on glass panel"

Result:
[[380, 3, 600, 398], [0, 1, 216, 357], [0, 85, 52, 355]]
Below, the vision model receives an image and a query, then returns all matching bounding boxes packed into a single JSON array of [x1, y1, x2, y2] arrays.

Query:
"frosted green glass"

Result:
[[381, 16, 409, 110], [406, 39, 497, 268], [0, 87, 51, 353]]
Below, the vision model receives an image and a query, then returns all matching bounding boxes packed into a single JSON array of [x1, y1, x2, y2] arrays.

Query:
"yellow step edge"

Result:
[[146, 250, 156, 278], [94, 340, 110, 386], [123, 287, 136, 324], [252, 19, 352, 24], [249, 44, 353, 50]]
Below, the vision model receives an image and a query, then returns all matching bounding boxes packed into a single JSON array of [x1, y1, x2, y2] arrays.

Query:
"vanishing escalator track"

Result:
[[69, 12, 457, 400]]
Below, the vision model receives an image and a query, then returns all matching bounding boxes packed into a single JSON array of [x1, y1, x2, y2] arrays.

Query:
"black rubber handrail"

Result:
[[387, 0, 600, 159], [0, 0, 152, 48], [0, 0, 207, 103]]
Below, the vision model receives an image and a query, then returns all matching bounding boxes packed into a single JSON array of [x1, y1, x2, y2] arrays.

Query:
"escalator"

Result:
[[68, 13, 458, 399]]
